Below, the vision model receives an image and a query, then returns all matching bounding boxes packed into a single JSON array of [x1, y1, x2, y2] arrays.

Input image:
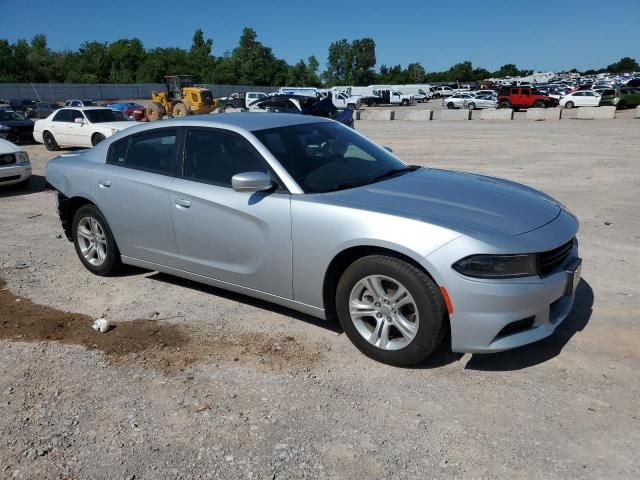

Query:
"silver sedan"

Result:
[[45, 113, 581, 366]]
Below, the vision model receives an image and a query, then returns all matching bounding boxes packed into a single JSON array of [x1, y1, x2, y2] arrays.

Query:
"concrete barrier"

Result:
[[395, 110, 433, 121], [439, 109, 470, 121], [576, 106, 616, 120], [635, 106, 640, 119], [479, 108, 513, 121], [526, 108, 562, 121], [357, 110, 395, 121]]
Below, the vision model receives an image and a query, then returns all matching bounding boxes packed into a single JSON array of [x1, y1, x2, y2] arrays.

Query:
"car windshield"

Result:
[[253, 121, 413, 193], [0, 110, 26, 120], [83, 109, 118, 123]]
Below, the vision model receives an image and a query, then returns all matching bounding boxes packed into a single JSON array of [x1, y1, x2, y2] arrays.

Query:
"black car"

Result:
[[0, 110, 35, 144], [248, 95, 354, 128], [26, 103, 61, 119], [9, 99, 37, 113]]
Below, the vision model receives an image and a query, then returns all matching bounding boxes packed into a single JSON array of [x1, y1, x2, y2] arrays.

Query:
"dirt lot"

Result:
[[1, 117, 639, 479]]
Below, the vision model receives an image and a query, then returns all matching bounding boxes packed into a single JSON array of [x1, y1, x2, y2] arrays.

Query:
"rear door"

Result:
[[94, 128, 181, 267], [49, 109, 72, 144], [170, 127, 293, 298]]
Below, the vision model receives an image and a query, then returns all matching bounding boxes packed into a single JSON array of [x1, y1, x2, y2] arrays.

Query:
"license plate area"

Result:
[[564, 258, 582, 296]]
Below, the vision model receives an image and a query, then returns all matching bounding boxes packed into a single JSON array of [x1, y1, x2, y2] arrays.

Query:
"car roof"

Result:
[[59, 106, 113, 111]]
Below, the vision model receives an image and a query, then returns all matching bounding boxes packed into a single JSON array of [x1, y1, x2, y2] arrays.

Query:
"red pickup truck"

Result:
[[497, 86, 559, 110]]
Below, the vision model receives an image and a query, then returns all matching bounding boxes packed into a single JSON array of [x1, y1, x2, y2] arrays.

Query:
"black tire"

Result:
[[347, 103, 356, 110], [91, 133, 106, 146], [447, 102, 455, 109], [467, 102, 476, 111], [72, 204, 121, 276], [335, 255, 446, 366], [533, 101, 546, 109], [498, 101, 511, 109], [565, 101, 574, 109], [43, 131, 59, 151], [617, 101, 626, 110]]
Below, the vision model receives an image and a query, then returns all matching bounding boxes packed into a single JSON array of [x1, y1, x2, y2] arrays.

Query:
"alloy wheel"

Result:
[[76, 216, 108, 267], [348, 275, 419, 351]]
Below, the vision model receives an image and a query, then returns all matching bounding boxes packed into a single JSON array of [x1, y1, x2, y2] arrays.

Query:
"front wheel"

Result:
[[72, 205, 121, 276], [336, 255, 446, 366], [498, 101, 511, 109], [533, 101, 546, 108], [447, 102, 455, 109], [565, 101, 574, 109], [467, 102, 476, 111]]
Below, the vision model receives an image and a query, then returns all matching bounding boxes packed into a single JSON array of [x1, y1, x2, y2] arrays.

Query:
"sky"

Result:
[[2, 0, 640, 73]]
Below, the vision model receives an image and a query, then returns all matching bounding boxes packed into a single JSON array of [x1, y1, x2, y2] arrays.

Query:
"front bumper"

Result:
[[0, 163, 32, 186], [423, 210, 581, 353]]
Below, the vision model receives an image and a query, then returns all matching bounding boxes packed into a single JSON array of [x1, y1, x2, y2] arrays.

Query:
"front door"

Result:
[[170, 128, 293, 299]]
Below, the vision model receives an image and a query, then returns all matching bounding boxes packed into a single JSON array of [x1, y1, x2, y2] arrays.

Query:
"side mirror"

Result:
[[74, 117, 84, 124], [231, 171, 274, 192], [383, 146, 393, 153]]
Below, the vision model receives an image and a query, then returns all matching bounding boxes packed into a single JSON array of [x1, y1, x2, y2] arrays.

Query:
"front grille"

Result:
[[0, 153, 16, 165], [538, 239, 574, 277], [0, 175, 20, 183]]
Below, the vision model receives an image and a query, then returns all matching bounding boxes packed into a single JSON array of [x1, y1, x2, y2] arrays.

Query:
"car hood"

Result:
[[327, 168, 562, 236], [0, 119, 34, 128]]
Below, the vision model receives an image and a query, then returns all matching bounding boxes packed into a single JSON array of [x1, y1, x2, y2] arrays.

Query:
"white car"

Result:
[[442, 93, 475, 109], [463, 95, 498, 110], [33, 107, 137, 150], [0, 138, 31, 188], [559, 90, 602, 109]]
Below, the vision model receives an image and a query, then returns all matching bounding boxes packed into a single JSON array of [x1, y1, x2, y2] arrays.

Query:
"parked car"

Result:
[[103, 102, 146, 121], [498, 86, 559, 110], [617, 87, 640, 109], [45, 113, 581, 366], [247, 95, 354, 128], [559, 90, 601, 108], [0, 138, 31, 188], [33, 107, 138, 150], [464, 94, 498, 110], [245, 92, 268, 108], [26, 102, 61, 119], [593, 88, 618, 106], [431, 86, 454, 98], [9, 99, 37, 114], [0, 99, 9, 109], [0, 109, 35, 144], [64, 99, 98, 107], [442, 93, 475, 109], [473, 90, 497, 98], [331, 91, 362, 110]]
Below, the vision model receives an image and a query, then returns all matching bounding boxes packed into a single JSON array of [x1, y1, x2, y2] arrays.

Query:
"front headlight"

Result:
[[15, 151, 30, 163], [453, 254, 538, 279], [110, 128, 118, 135]]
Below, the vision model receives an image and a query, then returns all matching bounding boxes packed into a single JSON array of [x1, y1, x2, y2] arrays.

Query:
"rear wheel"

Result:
[[498, 101, 511, 109], [467, 102, 476, 111], [91, 133, 106, 146], [336, 255, 446, 366], [533, 101, 546, 108], [172, 102, 189, 117], [347, 103, 356, 110], [565, 101, 574, 109], [72, 205, 121, 276], [43, 131, 59, 151], [447, 102, 455, 109]]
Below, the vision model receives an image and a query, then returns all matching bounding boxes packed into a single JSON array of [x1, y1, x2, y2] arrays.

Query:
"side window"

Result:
[[68, 110, 84, 122], [191, 93, 198, 102], [511, 88, 519, 95], [125, 130, 178, 175], [109, 138, 129, 165], [52, 109, 71, 122], [183, 129, 268, 188]]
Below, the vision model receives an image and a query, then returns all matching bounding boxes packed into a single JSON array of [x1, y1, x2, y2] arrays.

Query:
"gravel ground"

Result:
[[0, 117, 639, 479]]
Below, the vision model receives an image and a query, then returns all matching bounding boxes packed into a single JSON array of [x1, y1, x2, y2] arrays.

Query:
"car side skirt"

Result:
[[121, 256, 327, 320]]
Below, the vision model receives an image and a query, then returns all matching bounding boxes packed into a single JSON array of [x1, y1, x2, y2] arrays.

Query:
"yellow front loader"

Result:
[[147, 75, 218, 121]]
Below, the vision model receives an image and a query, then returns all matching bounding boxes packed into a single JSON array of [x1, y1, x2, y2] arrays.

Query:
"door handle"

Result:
[[175, 198, 191, 208], [98, 180, 111, 189]]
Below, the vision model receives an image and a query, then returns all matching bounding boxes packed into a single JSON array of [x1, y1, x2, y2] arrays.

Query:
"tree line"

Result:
[[0, 29, 637, 86]]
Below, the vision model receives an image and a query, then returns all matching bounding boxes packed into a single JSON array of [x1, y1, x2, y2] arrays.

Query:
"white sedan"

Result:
[[0, 138, 31, 188], [442, 93, 475, 109], [33, 107, 137, 150], [559, 90, 602, 109]]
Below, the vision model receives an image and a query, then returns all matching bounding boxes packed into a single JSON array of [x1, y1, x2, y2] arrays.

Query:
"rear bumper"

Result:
[[0, 164, 32, 185]]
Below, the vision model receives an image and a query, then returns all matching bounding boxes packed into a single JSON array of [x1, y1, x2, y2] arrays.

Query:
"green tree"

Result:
[[606, 57, 639, 73], [188, 29, 215, 82], [493, 64, 521, 78], [107, 38, 145, 82], [231, 28, 279, 85]]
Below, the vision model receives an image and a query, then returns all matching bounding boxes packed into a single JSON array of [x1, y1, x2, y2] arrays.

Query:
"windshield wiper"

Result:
[[368, 165, 419, 184]]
